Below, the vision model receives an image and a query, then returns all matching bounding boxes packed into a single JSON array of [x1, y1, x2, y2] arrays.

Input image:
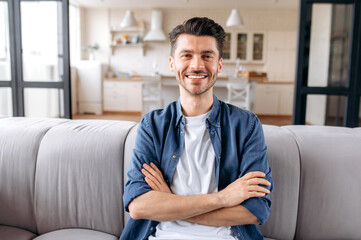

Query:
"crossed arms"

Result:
[[128, 162, 271, 227]]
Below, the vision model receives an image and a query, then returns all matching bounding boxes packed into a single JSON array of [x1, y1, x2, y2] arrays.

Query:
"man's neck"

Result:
[[180, 89, 214, 117]]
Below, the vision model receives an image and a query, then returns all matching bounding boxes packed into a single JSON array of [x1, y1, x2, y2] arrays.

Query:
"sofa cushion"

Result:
[[0, 118, 66, 233], [285, 125, 361, 239], [33, 229, 117, 240], [34, 120, 136, 237], [123, 124, 138, 225], [259, 125, 300, 240], [0, 225, 37, 240]]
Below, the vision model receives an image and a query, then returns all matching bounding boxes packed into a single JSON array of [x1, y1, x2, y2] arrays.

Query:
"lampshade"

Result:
[[121, 10, 137, 28], [144, 10, 166, 41], [226, 8, 244, 27]]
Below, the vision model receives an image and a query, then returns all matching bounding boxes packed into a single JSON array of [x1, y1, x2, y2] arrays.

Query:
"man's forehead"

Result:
[[174, 34, 218, 53]]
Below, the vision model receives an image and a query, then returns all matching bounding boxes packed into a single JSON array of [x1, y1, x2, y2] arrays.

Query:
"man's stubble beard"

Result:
[[177, 70, 218, 96]]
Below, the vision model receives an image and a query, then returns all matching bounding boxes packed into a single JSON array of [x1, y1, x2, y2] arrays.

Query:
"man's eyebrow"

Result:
[[178, 49, 216, 55], [201, 50, 216, 55]]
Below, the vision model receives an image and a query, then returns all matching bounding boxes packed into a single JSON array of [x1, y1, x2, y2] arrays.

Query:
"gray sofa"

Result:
[[0, 117, 360, 240]]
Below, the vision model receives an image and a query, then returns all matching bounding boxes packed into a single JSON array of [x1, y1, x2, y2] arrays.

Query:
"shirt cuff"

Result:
[[241, 196, 271, 225]]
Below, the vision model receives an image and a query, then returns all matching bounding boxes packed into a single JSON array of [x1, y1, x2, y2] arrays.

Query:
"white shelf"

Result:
[[109, 21, 145, 56], [110, 43, 145, 55], [110, 43, 144, 47]]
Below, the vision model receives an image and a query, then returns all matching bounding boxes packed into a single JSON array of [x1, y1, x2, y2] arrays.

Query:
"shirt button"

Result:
[[150, 227, 153, 231], [237, 233, 241, 236], [180, 131, 184, 134], [211, 131, 215, 135], [172, 155, 176, 159]]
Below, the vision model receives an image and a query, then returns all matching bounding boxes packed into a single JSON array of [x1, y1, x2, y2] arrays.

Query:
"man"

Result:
[[120, 17, 273, 240]]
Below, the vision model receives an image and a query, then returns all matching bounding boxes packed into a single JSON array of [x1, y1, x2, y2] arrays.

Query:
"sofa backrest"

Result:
[[0, 118, 66, 234], [284, 125, 361, 240], [0, 118, 136, 238], [34, 119, 136, 237], [259, 125, 301, 239]]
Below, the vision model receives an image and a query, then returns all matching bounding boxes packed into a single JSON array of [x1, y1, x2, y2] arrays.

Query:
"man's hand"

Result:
[[217, 171, 271, 207], [141, 162, 172, 193]]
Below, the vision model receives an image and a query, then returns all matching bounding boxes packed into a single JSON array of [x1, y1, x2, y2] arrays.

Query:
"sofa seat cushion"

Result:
[[33, 229, 117, 240], [0, 225, 37, 240]]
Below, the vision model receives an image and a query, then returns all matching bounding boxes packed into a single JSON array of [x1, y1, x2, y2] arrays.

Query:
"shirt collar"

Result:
[[175, 94, 221, 128]]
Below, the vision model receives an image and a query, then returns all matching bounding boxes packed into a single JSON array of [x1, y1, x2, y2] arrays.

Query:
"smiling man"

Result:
[[120, 17, 273, 240]]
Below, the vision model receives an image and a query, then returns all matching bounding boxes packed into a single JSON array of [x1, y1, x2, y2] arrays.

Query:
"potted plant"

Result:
[[82, 43, 100, 60]]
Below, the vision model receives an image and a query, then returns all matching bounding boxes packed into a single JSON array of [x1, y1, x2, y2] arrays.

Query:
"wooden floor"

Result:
[[73, 112, 292, 126]]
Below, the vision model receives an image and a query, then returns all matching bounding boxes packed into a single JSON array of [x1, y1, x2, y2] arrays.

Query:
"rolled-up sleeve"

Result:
[[240, 115, 273, 225], [123, 115, 159, 212]]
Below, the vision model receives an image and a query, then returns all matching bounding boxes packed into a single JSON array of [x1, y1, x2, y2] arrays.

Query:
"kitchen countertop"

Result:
[[103, 76, 294, 85]]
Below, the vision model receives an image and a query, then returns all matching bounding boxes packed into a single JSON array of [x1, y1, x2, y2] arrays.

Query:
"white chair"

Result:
[[226, 77, 255, 111], [142, 76, 163, 115]]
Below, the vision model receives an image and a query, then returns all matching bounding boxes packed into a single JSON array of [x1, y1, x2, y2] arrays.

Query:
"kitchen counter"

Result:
[[103, 76, 294, 86]]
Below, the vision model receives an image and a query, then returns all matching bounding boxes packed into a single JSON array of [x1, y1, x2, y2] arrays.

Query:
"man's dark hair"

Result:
[[169, 17, 226, 59]]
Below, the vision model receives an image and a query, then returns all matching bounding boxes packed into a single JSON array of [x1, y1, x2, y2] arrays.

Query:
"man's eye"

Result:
[[203, 55, 212, 59], [182, 54, 191, 58]]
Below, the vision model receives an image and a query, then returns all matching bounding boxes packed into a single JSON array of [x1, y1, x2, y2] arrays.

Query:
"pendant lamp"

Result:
[[226, 8, 244, 27], [121, 10, 137, 28]]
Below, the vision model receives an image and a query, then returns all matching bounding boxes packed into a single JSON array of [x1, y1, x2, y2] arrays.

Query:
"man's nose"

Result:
[[190, 55, 205, 70]]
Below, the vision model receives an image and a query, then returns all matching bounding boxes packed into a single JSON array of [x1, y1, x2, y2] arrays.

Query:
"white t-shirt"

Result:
[[149, 111, 236, 240]]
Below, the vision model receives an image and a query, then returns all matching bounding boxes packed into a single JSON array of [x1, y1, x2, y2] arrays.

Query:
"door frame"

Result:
[[293, 0, 361, 127]]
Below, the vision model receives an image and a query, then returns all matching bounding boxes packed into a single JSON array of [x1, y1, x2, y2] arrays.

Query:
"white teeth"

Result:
[[187, 75, 206, 79]]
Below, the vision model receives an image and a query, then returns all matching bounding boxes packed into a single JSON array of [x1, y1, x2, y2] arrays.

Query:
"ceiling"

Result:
[[70, 0, 299, 9]]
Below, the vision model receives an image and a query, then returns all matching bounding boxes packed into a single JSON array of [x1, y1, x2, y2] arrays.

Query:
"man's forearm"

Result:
[[185, 205, 260, 227], [129, 190, 225, 222]]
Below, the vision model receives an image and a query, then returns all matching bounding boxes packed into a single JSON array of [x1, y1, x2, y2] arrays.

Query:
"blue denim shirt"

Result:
[[121, 95, 273, 240]]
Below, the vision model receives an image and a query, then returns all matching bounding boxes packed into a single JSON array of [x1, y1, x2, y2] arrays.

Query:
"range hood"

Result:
[[144, 10, 166, 41]]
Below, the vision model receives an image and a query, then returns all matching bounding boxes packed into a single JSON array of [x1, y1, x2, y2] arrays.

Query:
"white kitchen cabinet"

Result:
[[265, 31, 297, 82], [103, 79, 142, 112], [223, 31, 266, 64], [254, 83, 294, 116]]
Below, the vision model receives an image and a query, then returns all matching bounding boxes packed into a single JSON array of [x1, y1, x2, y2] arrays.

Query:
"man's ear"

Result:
[[218, 58, 223, 73], [169, 56, 175, 72]]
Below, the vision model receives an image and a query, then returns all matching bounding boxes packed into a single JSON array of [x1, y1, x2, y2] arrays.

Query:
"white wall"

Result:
[[81, 8, 298, 77]]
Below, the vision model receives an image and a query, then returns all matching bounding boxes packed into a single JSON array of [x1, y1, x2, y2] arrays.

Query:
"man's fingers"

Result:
[[143, 163, 162, 180], [243, 171, 266, 180], [249, 191, 267, 198], [141, 168, 162, 187], [144, 177, 159, 191], [150, 162, 163, 176], [247, 178, 271, 187], [248, 185, 270, 194]]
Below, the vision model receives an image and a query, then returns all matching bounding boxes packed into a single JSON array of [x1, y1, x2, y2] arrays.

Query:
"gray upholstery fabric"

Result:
[[34, 120, 136, 237], [0, 118, 66, 233], [259, 125, 300, 240], [123, 124, 138, 225], [285, 126, 361, 240], [0, 225, 37, 240], [33, 229, 117, 240]]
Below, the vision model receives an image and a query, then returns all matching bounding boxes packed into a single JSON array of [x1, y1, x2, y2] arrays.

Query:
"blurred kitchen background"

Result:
[[0, 0, 360, 126]]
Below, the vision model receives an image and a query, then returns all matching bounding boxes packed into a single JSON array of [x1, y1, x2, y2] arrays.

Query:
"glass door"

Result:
[[0, 0, 12, 117], [1, 0, 70, 118], [293, 0, 361, 127]]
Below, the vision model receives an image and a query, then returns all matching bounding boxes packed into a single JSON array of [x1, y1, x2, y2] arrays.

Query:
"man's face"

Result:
[[169, 34, 222, 96]]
